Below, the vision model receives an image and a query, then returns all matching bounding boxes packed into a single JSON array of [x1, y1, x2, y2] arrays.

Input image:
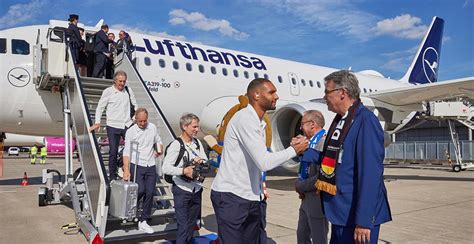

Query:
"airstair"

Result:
[[33, 23, 178, 243]]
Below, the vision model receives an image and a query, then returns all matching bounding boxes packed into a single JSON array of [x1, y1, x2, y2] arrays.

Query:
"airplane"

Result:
[[0, 16, 473, 169], [2, 133, 75, 155]]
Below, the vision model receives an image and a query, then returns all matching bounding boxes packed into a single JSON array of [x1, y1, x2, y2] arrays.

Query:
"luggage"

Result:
[[109, 141, 139, 221]]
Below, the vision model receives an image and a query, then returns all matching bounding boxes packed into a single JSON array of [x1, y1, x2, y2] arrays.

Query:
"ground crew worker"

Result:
[[30, 145, 38, 165], [40, 146, 47, 164]]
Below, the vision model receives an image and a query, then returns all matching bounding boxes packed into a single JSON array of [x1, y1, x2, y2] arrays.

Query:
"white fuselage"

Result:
[[0, 23, 409, 137]]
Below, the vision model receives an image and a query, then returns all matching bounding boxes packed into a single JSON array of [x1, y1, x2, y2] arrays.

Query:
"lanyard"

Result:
[[185, 142, 200, 157]]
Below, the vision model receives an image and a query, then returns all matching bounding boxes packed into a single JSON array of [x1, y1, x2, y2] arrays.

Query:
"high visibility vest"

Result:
[[31, 146, 38, 155], [41, 147, 47, 156]]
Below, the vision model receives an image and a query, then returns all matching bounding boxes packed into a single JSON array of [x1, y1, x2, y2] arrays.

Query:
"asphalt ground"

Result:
[[0, 154, 473, 243]]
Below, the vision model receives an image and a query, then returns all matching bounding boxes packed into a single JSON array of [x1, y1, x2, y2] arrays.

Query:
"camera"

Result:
[[180, 156, 211, 183], [181, 158, 210, 183]]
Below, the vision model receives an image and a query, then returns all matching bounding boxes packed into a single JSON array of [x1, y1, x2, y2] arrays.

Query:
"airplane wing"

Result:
[[366, 77, 474, 106]]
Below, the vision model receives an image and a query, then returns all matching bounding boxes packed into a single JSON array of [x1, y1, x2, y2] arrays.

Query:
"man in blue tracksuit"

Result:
[[316, 70, 392, 244]]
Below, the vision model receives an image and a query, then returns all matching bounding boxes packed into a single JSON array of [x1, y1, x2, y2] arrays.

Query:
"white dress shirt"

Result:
[[123, 122, 162, 167], [211, 105, 297, 201], [95, 85, 137, 129], [162, 138, 207, 193]]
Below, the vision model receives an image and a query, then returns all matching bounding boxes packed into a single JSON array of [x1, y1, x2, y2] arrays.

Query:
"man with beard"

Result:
[[211, 78, 309, 243]]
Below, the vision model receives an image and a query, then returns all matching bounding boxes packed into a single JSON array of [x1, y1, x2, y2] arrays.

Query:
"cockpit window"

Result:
[[48, 27, 66, 43], [12, 39, 30, 55], [0, 38, 6, 53]]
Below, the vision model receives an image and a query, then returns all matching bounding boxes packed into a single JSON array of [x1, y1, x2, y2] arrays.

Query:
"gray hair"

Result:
[[303, 110, 325, 128], [135, 107, 148, 117], [114, 70, 127, 80], [179, 113, 200, 131], [324, 70, 360, 99]]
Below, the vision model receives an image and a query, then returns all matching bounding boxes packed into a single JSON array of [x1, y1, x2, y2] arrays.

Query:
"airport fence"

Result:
[[385, 140, 474, 162]]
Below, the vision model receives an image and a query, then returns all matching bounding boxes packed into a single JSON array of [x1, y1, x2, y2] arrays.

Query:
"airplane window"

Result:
[[144, 57, 151, 66], [264, 74, 269, 80], [48, 27, 66, 43], [159, 59, 166, 68], [12, 39, 30, 55], [0, 38, 5, 53], [173, 61, 179, 70], [363, 88, 367, 93], [233, 69, 239, 78], [309, 80, 313, 87], [278, 76, 283, 83], [211, 66, 216, 74], [369, 89, 373, 92], [199, 64, 205, 73], [254, 73, 259, 79], [222, 68, 228, 76], [317, 81, 321, 88], [301, 79, 306, 86], [186, 63, 192, 72], [244, 71, 249, 79], [291, 77, 296, 85]]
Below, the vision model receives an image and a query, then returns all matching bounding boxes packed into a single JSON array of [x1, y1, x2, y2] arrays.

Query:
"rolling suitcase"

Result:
[[109, 141, 139, 221]]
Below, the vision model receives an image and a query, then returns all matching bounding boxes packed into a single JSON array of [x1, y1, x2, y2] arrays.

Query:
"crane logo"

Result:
[[7, 67, 31, 88], [422, 47, 439, 83]]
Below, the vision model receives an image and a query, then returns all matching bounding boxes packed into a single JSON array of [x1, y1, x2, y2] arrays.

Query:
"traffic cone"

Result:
[[21, 172, 29, 186]]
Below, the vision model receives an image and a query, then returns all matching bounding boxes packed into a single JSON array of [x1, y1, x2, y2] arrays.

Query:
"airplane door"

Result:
[[288, 72, 300, 96]]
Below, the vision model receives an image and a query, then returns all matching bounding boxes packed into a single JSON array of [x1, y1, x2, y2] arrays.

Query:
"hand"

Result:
[[89, 123, 100, 132], [203, 135, 218, 148], [123, 169, 130, 181], [154, 151, 162, 157], [291, 136, 309, 155], [290, 135, 305, 147], [354, 225, 371, 244], [183, 166, 195, 178], [192, 157, 204, 164]]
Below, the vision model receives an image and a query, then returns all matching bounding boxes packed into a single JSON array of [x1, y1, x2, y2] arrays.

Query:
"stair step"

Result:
[[154, 195, 174, 201]]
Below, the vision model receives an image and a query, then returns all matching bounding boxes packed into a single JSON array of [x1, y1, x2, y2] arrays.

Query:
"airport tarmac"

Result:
[[0, 155, 473, 244]]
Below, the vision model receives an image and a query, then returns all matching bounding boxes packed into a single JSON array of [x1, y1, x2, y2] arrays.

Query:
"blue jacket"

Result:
[[321, 104, 391, 229]]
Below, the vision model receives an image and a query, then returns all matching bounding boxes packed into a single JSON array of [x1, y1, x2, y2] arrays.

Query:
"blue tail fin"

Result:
[[400, 17, 444, 84]]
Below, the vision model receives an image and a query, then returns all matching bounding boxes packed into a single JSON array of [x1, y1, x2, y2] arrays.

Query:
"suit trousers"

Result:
[[297, 207, 328, 244], [330, 224, 380, 244], [211, 190, 262, 244], [130, 164, 156, 222], [92, 52, 107, 78]]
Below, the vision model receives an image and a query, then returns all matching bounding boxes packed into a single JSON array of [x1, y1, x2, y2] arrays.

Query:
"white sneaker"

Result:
[[138, 221, 154, 234]]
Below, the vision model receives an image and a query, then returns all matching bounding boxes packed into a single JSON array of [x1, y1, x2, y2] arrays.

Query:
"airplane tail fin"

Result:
[[399, 16, 444, 84]]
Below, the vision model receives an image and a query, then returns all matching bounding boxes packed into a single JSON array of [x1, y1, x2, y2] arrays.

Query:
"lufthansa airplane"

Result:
[[0, 17, 473, 159]]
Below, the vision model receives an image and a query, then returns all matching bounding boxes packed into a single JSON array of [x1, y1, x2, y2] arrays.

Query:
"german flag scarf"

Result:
[[315, 99, 361, 195]]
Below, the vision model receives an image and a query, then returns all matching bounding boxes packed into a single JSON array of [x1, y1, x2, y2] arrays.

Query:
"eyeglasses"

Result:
[[300, 120, 313, 126], [324, 88, 344, 95]]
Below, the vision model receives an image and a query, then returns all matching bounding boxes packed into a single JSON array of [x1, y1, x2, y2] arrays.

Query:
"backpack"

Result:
[[124, 86, 135, 119], [163, 137, 200, 183]]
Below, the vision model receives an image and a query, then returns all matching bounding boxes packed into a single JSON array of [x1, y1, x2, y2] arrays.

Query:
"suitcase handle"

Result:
[[129, 141, 139, 183]]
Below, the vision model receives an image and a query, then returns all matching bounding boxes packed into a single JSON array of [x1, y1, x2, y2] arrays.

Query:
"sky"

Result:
[[0, 0, 473, 81]]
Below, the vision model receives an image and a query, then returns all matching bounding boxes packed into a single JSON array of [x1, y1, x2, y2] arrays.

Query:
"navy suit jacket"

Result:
[[321, 104, 392, 229], [93, 30, 114, 53]]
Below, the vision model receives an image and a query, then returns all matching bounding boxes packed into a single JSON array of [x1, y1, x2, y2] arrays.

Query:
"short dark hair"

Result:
[[101, 24, 109, 30], [247, 78, 271, 97]]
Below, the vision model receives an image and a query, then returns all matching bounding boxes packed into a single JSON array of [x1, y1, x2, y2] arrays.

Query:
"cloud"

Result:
[[374, 14, 428, 39], [381, 46, 418, 72], [255, 0, 378, 41], [169, 9, 249, 40], [463, 0, 473, 8], [111, 24, 187, 41], [0, 0, 49, 29]]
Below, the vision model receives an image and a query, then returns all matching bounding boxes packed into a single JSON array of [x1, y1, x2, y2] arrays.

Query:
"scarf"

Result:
[[315, 99, 361, 195], [298, 129, 325, 180]]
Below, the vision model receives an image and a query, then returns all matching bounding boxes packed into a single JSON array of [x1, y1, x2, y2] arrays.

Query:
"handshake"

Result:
[[290, 135, 309, 155]]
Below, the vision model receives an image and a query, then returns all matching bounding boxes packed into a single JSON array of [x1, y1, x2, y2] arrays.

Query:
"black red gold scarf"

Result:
[[315, 99, 361, 195]]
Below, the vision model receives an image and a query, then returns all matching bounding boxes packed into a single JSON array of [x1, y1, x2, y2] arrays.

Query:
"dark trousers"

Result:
[[105, 58, 114, 79], [106, 126, 126, 180], [130, 164, 156, 222], [92, 52, 107, 78], [260, 200, 267, 243], [330, 224, 380, 244], [211, 190, 262, 244], [172, 185, 203, 244]]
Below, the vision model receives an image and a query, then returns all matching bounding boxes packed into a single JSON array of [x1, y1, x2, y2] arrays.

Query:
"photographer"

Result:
[[162, 113, 207, 244]]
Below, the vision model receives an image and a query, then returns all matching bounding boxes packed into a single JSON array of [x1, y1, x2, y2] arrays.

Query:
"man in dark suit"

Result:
[[295, 110, 328, 244], [66, 14, 81, 63], [92, 24, 114, 78], [317, 70, 392, 244]]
